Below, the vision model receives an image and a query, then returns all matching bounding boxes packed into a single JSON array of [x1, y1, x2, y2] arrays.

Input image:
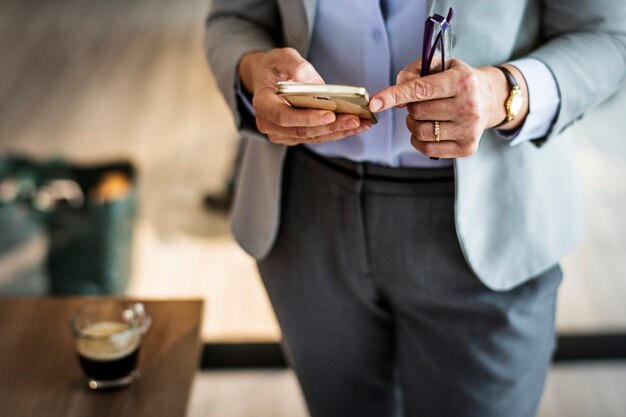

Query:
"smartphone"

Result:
[[275, 82, 377, 124]]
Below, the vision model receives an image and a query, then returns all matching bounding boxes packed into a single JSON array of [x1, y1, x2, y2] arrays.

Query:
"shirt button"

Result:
[[373, 30, 383, 42]]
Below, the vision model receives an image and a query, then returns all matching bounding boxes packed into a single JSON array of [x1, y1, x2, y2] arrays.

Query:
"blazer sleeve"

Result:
[[204, 0, 281, 130], [528, 0, 626, 141]]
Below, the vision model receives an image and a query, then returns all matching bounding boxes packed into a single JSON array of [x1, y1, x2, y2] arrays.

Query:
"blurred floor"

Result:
[[0, 0, 625, 415], [186, 363, 626, 417]]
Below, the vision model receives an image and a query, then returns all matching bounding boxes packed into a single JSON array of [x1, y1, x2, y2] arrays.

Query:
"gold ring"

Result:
[[434, 121, 441, 142]]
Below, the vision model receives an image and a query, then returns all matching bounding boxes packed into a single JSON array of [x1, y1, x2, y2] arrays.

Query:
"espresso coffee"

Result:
[[76, 321, 141, 381]]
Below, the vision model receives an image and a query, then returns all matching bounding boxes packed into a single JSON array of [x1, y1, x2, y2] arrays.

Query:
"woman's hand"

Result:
[[369, 59, 528, 158], [238, 48, 371, 146]]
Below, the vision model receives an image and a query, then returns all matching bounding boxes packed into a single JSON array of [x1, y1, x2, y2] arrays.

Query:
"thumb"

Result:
[[279, 48, 325, 84], [396, 59, 424, 85], [290, 60, 325, 84]]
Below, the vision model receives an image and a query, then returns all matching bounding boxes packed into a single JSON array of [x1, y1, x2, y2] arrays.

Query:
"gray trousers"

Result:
[[258, 147, 561, 417]]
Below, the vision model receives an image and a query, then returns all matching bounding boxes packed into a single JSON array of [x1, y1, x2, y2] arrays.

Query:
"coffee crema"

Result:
[[77, 321, 140, 360]]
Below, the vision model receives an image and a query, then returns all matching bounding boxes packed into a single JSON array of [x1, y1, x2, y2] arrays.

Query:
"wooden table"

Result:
[[0, 297, 203, 417]]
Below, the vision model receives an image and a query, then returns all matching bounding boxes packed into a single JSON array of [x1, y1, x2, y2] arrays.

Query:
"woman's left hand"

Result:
[[369, 59, 528, 159]]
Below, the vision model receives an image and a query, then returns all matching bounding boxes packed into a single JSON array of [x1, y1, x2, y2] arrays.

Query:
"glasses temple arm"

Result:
[[421, 20, 435, 77]]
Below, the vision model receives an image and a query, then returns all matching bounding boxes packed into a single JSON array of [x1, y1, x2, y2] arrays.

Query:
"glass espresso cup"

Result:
[[71, 300, 151, 390]]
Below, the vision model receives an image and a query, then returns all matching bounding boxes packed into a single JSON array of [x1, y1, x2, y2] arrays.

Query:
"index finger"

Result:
[[369, 72, 456, 112]]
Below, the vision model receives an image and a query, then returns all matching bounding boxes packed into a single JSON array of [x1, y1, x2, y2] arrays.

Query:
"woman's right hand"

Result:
[[238, 48, 371, 145]]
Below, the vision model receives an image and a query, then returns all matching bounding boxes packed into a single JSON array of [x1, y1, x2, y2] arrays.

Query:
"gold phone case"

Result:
[[275, 82, 377, 124]]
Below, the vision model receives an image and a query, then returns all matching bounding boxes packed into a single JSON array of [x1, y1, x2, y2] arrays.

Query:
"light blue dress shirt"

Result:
[[304, 0, 560, 168]]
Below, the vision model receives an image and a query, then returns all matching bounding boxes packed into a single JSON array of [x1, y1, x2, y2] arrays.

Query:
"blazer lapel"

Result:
[[302, 0, 317, 38], [428, 0, 440, 15]]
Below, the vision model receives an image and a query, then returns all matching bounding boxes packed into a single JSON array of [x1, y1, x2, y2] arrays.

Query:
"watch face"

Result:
[[509, 95, 524, 117]]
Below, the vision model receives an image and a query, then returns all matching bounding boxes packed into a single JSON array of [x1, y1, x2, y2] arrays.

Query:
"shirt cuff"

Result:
[[494, 58, 561, 146], [236, 75, 256, 117]]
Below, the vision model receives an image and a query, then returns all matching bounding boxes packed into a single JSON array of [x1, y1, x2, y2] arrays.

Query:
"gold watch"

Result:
[[496, 66, 524, 126]]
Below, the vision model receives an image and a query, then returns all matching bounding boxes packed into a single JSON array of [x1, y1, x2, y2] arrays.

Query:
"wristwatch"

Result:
[[495, 66, 524, 126]]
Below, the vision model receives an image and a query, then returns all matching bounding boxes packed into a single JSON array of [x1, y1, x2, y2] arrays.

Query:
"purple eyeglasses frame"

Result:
[[420, 8, 455, 77]]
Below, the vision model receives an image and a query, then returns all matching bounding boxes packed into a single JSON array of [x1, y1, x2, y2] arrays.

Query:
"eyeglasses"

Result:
[[421, 8, 455, 77]]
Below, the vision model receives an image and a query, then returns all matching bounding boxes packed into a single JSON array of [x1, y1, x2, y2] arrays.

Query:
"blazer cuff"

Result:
[[494, 58, 561, 146]]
